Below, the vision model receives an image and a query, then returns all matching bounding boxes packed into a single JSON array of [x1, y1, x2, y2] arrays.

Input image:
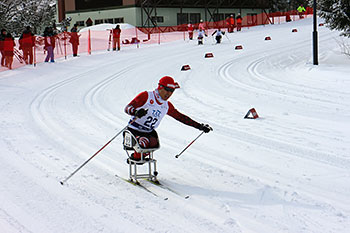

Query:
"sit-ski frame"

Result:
[[123, 130, 159, 183]]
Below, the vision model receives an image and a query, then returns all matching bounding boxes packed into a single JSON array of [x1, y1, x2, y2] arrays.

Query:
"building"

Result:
[[57, 0, 270, 28]]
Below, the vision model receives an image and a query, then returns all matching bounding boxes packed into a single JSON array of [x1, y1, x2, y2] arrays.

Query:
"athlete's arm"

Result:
[[167, 101, 201, 129], [124, 91, 148, 116]]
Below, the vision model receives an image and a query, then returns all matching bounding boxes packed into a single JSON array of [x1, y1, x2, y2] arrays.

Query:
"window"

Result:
[[75, 0, 122, 10], [95, 19, 103, 25], [114, 18, 124, 23], [76, 21, 84, 26], [190, 13, 200, 24], [177, 13, 188, 25], [213, 13, 224, 22], [157, 16, 164, 23], [104, 18, 114, 24], [151, 16, 164, 23], [247, 13, 257, 25]]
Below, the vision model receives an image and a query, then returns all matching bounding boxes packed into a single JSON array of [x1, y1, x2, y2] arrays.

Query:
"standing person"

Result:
[[124, 76, 212, 162], [236, 13, 242, 31], [297, 4, 306, 19], [306, 6, 313, 15], [69, 24, 80, 57], [226, 15, 235, 33], [198, 19, 205, 31], [19, 26, 35, 65], [212, 28, 225, 44], [0, 29, 7, 67], [197, 29, 207, 45], [187, 22, 194, 40], [3, 32, 15, 69], [112, 24, 121, 51], [286, 12, 292, 22], [43, 27, 55, 63]]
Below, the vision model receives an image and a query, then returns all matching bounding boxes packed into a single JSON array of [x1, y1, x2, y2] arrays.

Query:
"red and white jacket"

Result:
[[187, 24, 194, 32], [125, 89, 201, 133]]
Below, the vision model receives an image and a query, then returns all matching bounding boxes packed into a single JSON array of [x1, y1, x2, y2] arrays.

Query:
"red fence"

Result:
[[0, 10, 313, 72]]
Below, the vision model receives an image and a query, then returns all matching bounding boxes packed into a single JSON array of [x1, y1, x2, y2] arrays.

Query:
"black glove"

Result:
[[135, 108, 148, 118], [199, 123, 212, 133]]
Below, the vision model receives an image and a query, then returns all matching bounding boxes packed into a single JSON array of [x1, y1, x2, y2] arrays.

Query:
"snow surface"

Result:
[[79, 23, 138, 32], [1, 18, 350, 233]]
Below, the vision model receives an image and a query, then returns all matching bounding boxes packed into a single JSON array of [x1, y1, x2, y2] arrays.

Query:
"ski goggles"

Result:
[[160, 85, 175, 92]]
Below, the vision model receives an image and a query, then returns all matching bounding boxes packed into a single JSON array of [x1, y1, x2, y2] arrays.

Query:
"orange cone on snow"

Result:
[[205, 53, 214, 58], [244, 108, 259, 119], [181, 65, 191, 71]]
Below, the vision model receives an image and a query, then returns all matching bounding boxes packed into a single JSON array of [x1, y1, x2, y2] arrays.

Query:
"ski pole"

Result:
[[224, 33, 231, 43], [175, 131, 205, 158], [107, 29, 112, 51], [60, 118, 136, 185]]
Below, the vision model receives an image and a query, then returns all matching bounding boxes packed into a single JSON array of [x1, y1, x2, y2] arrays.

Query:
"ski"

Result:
[[144, 179, 190, 199], [115, 175, 169, 200]]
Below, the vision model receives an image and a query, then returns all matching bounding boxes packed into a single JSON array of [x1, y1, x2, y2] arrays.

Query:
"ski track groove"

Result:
[[175, 27, 349, 169], [218, 33, 345, 109]]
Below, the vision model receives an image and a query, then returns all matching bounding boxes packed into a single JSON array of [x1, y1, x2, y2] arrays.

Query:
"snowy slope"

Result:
[[0, 18, 350, 233]]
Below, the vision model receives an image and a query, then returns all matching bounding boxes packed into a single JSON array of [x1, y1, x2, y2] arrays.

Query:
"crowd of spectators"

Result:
[[0, 23, 82, 69]]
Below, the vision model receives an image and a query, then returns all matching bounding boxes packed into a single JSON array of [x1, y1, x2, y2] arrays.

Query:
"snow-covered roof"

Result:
[[79, 23, 136, 32]]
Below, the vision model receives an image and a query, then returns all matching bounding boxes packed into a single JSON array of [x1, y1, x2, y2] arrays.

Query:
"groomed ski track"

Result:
[[0, 18, 349, 233]]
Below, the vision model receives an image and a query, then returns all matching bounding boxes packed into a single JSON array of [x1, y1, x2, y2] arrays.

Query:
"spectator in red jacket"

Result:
[[198, 19, 205, 31], [187, 22, 194, 40], [236, 13, 242, 31], [0, 29, 7, 67], [69, 24, 80, 57], [226, 15, 235, 33], [112, 25, 121, 51], [19, 26, 35, 65], [3, 32, 15, 69]]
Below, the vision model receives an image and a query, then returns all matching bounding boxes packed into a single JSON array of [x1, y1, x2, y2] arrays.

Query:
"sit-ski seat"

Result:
[[122, 129, 160, 183]]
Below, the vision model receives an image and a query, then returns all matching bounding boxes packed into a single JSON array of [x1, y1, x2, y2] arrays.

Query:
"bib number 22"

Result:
[[144, 116, 158, 129]]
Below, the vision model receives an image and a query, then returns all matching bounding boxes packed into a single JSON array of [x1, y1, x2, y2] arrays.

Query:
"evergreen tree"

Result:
[[0, 0, 20, 33], [269, 0, 290, 12], [317, 0, 350, 37], [0, 0, 56, 36], [286, 0, 307, 11]]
